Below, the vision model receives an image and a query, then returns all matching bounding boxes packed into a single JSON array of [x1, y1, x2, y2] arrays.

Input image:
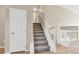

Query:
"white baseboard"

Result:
[[5, 52, 11, 54], [25, 49, 30, 52], [5, 49, 30, 54]]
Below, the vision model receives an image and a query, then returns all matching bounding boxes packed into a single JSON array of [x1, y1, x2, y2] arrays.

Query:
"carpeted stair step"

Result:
[[34, 45, 50, 53], [33, 26, 42, 28], [33, 23, 41, 25], [34, 25, 41, 27], [34, 41, 48, 46], [33, 28, 42, 30], [34, 43, 48, 46], [34, 36, 46, 41], [34, 33, 45, 37], [33, 24, 41, 26], [34, 32, 44, 34], [33, 30, 43, 32], [34, 41, 48, 45], [33, 24, 42, 27], [33, 29, 43, 31], [33, 31, 44, 33]]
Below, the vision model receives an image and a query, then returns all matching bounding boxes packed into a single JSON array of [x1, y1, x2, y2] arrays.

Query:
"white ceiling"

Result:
[[59, 5, 79, 15]]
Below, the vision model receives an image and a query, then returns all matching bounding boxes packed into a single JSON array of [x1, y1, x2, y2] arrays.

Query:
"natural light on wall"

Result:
[[33, 8, 37, 23], [33, 8, 37, 11], [39, 9, 43, 12]]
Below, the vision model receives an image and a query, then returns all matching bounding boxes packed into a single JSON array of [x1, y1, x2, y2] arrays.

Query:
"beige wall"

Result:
[[44, 5, 79, 26], [4, 5, 33, 52], [42, 5, 79, 47], [0, 6, 5, 47], [60, 5, 79, 15]]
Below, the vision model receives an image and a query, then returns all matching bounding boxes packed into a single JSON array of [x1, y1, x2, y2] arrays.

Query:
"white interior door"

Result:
[[9, 8, 27, 52]]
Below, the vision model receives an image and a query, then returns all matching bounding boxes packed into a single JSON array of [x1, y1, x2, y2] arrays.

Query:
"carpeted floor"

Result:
[[56, 40, 79, 54]]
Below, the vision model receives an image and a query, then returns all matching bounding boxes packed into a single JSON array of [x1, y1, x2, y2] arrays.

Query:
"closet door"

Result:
[[9, 8, 27, 52]]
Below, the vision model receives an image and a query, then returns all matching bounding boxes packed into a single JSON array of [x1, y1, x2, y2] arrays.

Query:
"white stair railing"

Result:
[[38, 14, 56, 53]]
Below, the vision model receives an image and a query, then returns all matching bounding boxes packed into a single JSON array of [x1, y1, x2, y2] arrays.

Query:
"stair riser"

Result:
[[34, 41, 48, 45], [34, 39, 46, 41], [33, 31, 44, 34], [33, 30, 43, 32], [33, 23, 41, 24], [34, 33, 44, 34], [35, 48, 50, 53], [34, 35, 45, 37], [33, 27, 42, 28], [33, 26, 42, 27], [34, 25, 41, 27], [34, 32, 44, 34], [33, 24, 41, 26], [33, 28, 43, 30], [33, 29, 43, 31], [34, 34, 45, 36], [34, 37, 46, 40], [34, 43, 48, 46], [33, 27, 42, 29]]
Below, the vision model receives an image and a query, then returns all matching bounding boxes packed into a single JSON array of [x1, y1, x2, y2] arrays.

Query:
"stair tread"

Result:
[[33, 26, 42, 27], [33, 30, 43, 31], [34, 31, 44, 32], [34, 41, 48, 44], [34, 43, 48, 46], [33, 29, 42, 30], [34, 34, 45, 36], [35, 38, 46, 40], [33, 23, 41, 24], [34, 36, 46, 39], [35, 45, 49, 50], [34, 33, 44, 34], [34, 35, 45, 37], [34, 37, 46, 41], [34, 46, 50, 53]]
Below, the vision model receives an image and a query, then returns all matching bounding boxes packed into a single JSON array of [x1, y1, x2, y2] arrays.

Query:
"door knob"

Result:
[[11, 32, 15, 34]]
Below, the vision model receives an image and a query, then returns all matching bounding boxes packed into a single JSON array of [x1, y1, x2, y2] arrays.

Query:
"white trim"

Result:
[[5, 52, 11, 54], [25, 49, 30, 52], [30, 41, 34, 54], [5, 50, 30, 54]]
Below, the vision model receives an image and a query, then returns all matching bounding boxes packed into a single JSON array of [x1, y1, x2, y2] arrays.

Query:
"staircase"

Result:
[[33, 23, 50, 53]]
